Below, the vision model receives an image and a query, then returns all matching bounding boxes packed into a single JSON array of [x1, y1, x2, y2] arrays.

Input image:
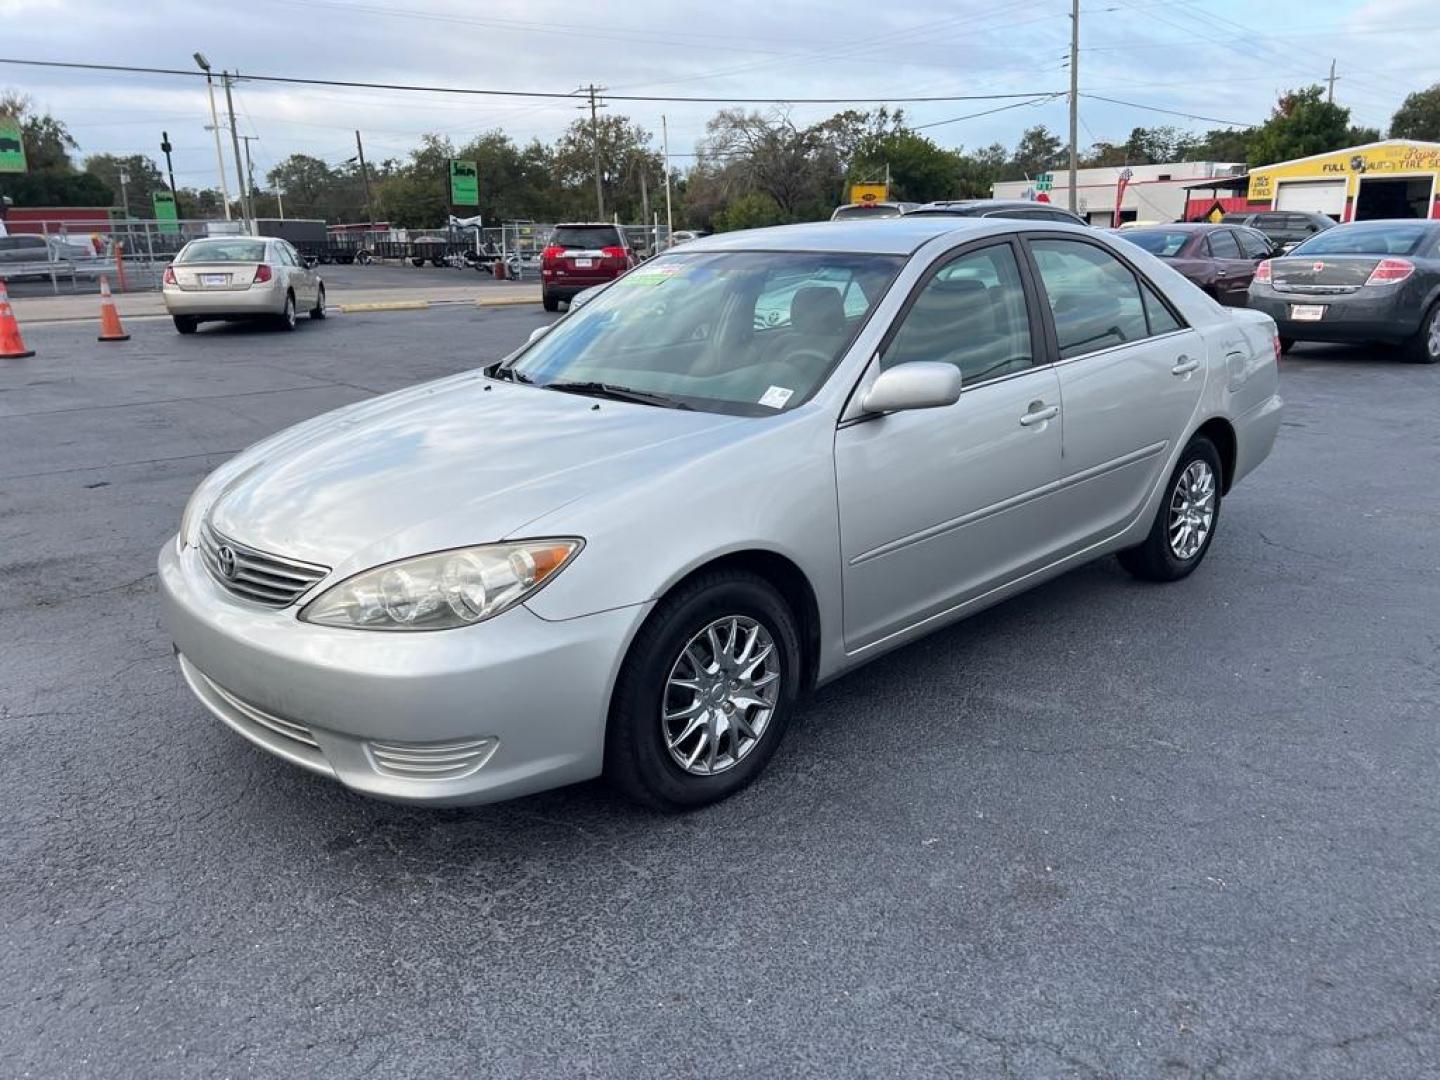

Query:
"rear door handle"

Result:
[[1171, 356, 1200, 375], [1019, 403, 1059, 427]]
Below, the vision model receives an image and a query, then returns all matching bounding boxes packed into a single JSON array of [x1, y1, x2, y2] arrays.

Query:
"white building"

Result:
[[993, 161, 1245, 226]]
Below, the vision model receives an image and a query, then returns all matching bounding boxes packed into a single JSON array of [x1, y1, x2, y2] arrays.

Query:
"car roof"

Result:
[[910, 199, 1076, 215], [553, 222, 624, 229], [1126, 222, 1240, 232], [680, 217, 1011, 255]]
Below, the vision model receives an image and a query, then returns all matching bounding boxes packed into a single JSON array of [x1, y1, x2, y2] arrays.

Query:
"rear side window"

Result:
[[551, 226, 624, 250], [1029, 239, 1149, 359], [1235, 229, 1270, 259], [1141, 283, 1183, 334], [1207, 230, 1242, 258], [881, 243, 1034, 384]]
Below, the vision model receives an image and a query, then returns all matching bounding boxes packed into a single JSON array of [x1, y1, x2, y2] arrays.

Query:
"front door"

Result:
[[835, 240, 1064, 651], [1022, 236, 1207, 551]]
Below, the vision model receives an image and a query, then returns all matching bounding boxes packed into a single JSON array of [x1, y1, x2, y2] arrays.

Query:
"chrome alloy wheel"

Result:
[[1169, 460, 1216, 560], [1428, 310, 1440, 359], [662, 616, 781, 776]]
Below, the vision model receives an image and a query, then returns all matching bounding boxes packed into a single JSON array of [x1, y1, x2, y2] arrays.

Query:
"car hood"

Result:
[[207, 373, 742, 569]]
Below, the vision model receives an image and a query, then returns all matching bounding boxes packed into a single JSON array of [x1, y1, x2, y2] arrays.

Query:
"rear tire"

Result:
[[542, 291, 560, 313], [605, 571, 801, 812], [172, 315, 197, 335], [1404, 302, 1440, 364], [410, 257, 425, 268], [310, 286, 327, 320], [276, 293, 297, 332], [1118, 436, 1223, 583]]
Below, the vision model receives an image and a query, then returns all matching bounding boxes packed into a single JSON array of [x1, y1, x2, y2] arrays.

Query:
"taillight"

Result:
[[162, 266, 176, 285], [601, 246, 627, 264], [1254, 259, 1272, 285], [541, 245, 564, 262], [1365, 258, 1414, 285], [1273, 331, 1282, 363], [252, 264, 273, 284]]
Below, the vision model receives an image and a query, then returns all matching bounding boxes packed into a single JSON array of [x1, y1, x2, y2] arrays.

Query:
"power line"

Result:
[[0, 57, 1062, 105], [912, 95, 1062, 131], [1079, 93, 1252, 128]]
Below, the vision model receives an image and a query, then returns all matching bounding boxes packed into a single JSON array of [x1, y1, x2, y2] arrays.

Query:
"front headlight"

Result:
[[298, 539, 582, 631]]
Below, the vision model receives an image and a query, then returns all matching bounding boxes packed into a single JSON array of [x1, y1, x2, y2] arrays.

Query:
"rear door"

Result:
[[1205, 228, 1255, 304], [1023, 236, 1206, 550]]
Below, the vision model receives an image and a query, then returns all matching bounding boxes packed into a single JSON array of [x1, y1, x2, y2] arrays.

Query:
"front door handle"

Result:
[[1171, 356, 1201, 375], [1019, 403, 1059, 427]]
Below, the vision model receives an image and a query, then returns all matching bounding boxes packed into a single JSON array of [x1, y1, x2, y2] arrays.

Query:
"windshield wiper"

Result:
[[489, 365, 534, 384], [545, 380, 692, 410]]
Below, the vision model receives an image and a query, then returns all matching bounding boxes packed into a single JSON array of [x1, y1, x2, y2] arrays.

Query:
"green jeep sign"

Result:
[[153, 189, 179, 233], [0, 116, 27, 174], [449, 159, 478, 205]]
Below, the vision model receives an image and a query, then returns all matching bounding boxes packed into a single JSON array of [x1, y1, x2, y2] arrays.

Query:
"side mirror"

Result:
[[527, 324, 553, 344], [862, 361, 963, 414]]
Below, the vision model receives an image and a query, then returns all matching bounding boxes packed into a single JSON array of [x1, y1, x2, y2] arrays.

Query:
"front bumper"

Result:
[[1247, 286, 1420, 344], [158, 538, 649, 805], [163, 280, 287, 318]]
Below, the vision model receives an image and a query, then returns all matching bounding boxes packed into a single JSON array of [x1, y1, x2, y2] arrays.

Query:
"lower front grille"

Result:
[[177, 654, 332, 777], [366, 737, 499, 781], [199, 520, 329, 608]]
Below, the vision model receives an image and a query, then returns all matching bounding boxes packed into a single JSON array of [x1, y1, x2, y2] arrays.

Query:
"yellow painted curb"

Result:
[[475, 294, 542, 308], [336, 300, 431, 313]]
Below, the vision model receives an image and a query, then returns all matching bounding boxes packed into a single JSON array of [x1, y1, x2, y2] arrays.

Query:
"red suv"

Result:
[[541, 223, 636, 311]]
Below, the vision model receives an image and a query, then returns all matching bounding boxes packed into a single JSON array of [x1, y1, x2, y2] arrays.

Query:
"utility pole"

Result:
[[580, 84, 607, 219], [239, 135, 260, 218], [638, 165, 650, 251], [354, 130, 376, 228], [1325, 59, 1340, 104], [160, 131, 177, 197], [222, 71, 252, 230], [662, 114, 674, 248], [193, 53, 232, 220], [1067, 0, 1080, 214], [117, 168, 131, 220]]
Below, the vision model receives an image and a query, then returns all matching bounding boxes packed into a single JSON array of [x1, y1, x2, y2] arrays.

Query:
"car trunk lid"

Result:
[[1270, 256, 1379, 295], [173, 261, 264, 292]]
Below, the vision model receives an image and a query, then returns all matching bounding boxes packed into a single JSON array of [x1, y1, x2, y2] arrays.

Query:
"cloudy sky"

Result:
[[0, 0, 1432, 187]]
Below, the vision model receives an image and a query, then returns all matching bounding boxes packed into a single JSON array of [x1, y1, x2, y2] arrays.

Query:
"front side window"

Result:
[[1029, 239, 1149, 359], [503, 251, 903, 415], [880, 243, 1034, 385]]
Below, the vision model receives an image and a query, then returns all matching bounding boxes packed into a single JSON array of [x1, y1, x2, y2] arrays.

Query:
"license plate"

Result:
[[574, 258, 593, 269], [1290, 304, 1325, 322], [202, 273, 227, 286]]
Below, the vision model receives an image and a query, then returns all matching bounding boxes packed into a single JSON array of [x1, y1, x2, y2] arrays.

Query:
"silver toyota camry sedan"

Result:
[[159, 217, 1283, 811]]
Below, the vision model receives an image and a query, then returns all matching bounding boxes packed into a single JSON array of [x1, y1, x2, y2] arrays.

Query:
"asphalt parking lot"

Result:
[[2, 309, 1438, 1078], [4, 258, 522, 299]]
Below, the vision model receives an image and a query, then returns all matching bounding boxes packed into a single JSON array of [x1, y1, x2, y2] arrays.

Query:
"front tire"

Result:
[[605, 571, 802, 811], [1118, 436, 1222, 582], [276, 292, 297, 332], [172, 315, 198, 335], [1404, 302, 1440, 364], [310, 286, 327, 320], [1279, 337, 1295, 355]]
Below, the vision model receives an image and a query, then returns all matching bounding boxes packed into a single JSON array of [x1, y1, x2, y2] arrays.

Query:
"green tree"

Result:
[[849, 130, 960, 203], [1187, 127, 1253, 164], [266, 153, 343, 219], [1248, 86, 1356, 167], [955, 143, 1010, 196], [83, 153, 167, 217], [712, 191, 786, 232], [549, 114, 663, 222], [1010, 125, 1064, 177], [1389, 84, 1440, 141]]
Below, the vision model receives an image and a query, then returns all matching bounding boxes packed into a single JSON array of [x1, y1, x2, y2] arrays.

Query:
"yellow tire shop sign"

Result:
[[1246, 140, 1440, 220]]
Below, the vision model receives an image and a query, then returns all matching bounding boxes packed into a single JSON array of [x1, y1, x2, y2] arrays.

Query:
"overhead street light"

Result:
[[193, 52, 210, 73], [193, 51, 231, 220]]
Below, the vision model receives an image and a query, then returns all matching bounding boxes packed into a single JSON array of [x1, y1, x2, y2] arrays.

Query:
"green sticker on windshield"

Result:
[[621, 273, 673, 287]]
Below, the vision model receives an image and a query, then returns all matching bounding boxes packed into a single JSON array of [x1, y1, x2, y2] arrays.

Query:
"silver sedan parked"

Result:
[[159, 217, 1283, 811], [162, 236, 326, 334]]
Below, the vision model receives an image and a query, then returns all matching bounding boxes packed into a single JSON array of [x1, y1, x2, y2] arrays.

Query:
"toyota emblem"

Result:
[[216, 545, 238, 579], [1313, 261, 1325, 272]]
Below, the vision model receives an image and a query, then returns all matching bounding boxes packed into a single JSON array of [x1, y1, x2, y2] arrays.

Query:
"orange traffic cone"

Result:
[[97, 275, 130, 343], [0, 280, 35, 359]]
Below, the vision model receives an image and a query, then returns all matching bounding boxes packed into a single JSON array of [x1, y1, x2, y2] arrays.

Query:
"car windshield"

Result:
[[550, 226, 623, 250], [832, 205, 904, 220], [1290, 224, 1429, 257], [178, 240, 268, 263], [1118, 230, 1192, 257], [501, 251, 904, 416]]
